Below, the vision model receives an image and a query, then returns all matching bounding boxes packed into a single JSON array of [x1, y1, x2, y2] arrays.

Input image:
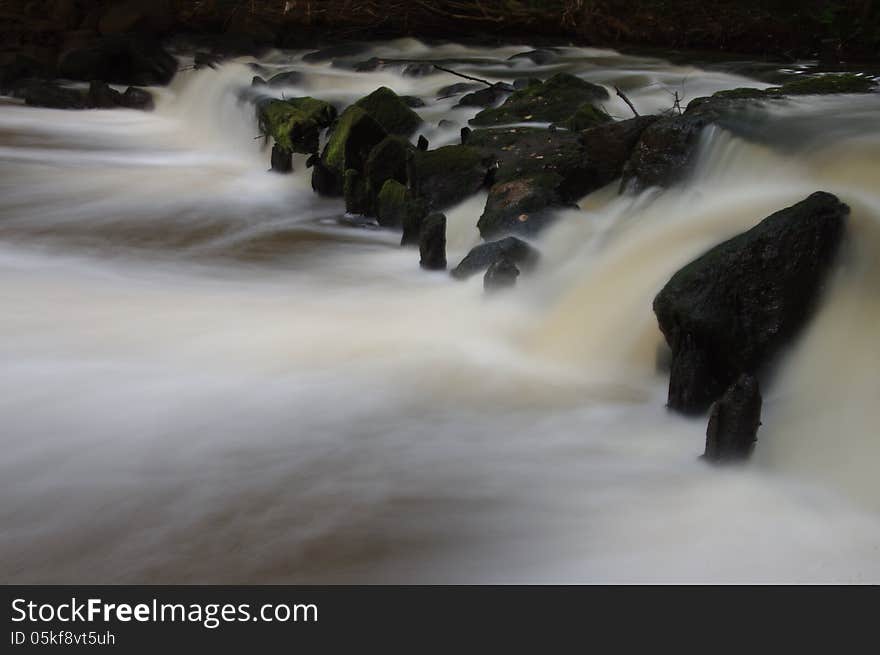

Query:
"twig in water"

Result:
[[430, 64, 495, 88], [614, 86, 639, 117]]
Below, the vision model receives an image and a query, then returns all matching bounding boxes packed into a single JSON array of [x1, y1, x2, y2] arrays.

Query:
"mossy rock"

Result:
[[322, 105, 388, 173], [769, 73, 877, 95], [477, 174, 566, 239], [355, 86, 422, 136], [257, 97, 336, 154], [566, 103, 613, 131], [344, 169, 371, 215], [376, 179, 427, 234], [469, 73, 609, 126], [413, 145, 493, 210], [364, 136, 413, 193]]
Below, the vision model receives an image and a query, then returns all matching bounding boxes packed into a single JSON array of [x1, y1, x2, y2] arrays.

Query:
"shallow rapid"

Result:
[[1, 40, 879, 583]]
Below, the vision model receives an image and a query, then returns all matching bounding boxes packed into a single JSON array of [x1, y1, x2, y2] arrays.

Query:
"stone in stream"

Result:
[[653, 191, 849, 414], [451, 237, 539, 280], [257, 97, 337, 156], [376, 179, 427, 233], [703, 374, 762, 463], [456, 85, 508, 108], [483, 258, 520, 291], [87, 81, 122, 109], [354, 87, 422, 137], [508, 49, 559, 66], [412, 145, 495, 211], [20, 82, 87, 109], [417, 135, 429, 151], [469, 73, 609, 127], [621, 74, 879, 192], [312, 106, 387, 196], [400, 95, 426, 108], [344, 169, 371, 214], [270, 144, 293, 173], [419, 213, 447, 270], [120, 86, 154, 110], [364, 136, 413, 197], [267, 71, 304, 87]]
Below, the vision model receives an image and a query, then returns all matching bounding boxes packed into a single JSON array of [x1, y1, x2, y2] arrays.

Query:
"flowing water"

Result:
[[1, 40, 879, 583]]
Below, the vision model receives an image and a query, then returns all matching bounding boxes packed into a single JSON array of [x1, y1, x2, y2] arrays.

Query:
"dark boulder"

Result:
[[417, 135, 429, 151], [412, 145, 494, 210], [457, 85, 508, 108], [344, 169, 371, 214], [478, 175, 567, 239], [87, 80, 122, 108], [58, 35, 177, 86], [579, 115, 660, 188], [419, 213, 447, 270], [704, 374, 762, 463], [376, 179, 427, 235], [654, 192, 848, 414], [451, 236, 539, 279], [120, 86, 154, 110], [470, 73, 609, 126], [315, 106, 388, 195], [0, 53, 55, 93], [354, 87, 422, 137], [437, 82, 481, 98], [257, 97, 337, 155], [364, 136, 413, 197], [400, 95, 426, 108], [271, 144, 293, 173], [20, 81, 87, 109], [484, 258, 520, 291]]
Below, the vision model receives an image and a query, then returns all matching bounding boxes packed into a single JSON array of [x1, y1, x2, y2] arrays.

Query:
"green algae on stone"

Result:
[[769, 73, 877, 95], [413, 145, 493, 210], [257, 97, 336, 154], [364, 135, 413, 192], [566, 103, 613, 131], [376, 179, 427, 235], [322, 105, 388, 173], [354, 86, 422, 136], [469, 73, 609, 126]]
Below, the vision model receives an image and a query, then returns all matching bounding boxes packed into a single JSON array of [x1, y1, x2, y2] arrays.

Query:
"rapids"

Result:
[[1, 40, 879, 583]]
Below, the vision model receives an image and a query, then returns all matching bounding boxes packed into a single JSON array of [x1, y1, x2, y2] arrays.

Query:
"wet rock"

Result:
[[271, 144, 293, 173], [352, 57, 383, 72], [513, 77, 542, 90], [120, 86, 153, 110], [509, 49, 559, 65], [438, 120, 458, 130], [417, 135, 429, 151], [21, 81, 86, 109], [354, 86, 422, 137], [437, 82, 481, 98], [87, 80, 122, 108], [654, 191, 849, 414], [314, 106, 387, 196], [412, 145, 494, 210], [484, 258, 520, 291], [457, 85, 508, 108], [768, 73, 876, 96], [400, 95, 426, 108], [251, 76, 267, 87], [470, 73, 609, 126], [58, 35, 178, 86], [704, 374, 762, 463], [257, 97, 337, 155], [364, 136, 413, 197], [194, 52, 223, 70], [579, 115, 660, 188], [460, 127, 472, 144], [419, 213, 447, 270], [377, 179, 427, 236], [451, 236, 539, 280], [268, 71, 303, 87], [566, 103, 612, 130], [478, 175, 565, 239], [344, 169, 371, 214]]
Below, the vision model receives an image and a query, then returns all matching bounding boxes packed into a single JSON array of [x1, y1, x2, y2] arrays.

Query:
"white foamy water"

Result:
[[1, 41, 879, 583]]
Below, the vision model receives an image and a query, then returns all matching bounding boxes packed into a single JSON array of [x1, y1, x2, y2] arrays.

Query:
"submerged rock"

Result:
[[509, 49, 559, 65], [419, 213, 447, 270], [478, 175, 565, 239], [400, 95, 426, 108], [457, 85, 508, 108], [469, 73, 609, 126], [704, 374, 762, 463], [484, 258, 520, 291], [654, 192, 849, 414], [452, 237, 539, 279], [354, 87, 422, 137]]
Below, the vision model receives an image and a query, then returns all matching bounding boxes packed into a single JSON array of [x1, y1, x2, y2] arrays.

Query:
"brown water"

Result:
[[1, 40, 879, 583]]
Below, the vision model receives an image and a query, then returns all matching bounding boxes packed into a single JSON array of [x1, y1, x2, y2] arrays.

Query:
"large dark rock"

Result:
[[419, 213, 447, 270], [20, 81, 87, 109], [364, 136, 413, 196], [87, 80, 122, 108], [704, 374, 762, 463], [654, 191, 848, 414], [579, 115, 660, 189], [412, 145, 494, 211], [478, 175, 567, 239], [470, 73, 609, 127], [120, 86, 154, 110], [58, 35, 177, 86], [452, 236, 539, 280], [457, 85, 508, 108], [257, 97, 336, 155]]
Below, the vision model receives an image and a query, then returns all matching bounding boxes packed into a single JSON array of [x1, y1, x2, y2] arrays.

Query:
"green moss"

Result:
[[355, 87, 422, 136], [365, 135, 412, 191], [566, 103, 612, 131], [376, 179, 426, 232], [323, 106, 387, 174], [769, 73, 877, 95], [414, 145, 485, 179], [470, 73, 609, 126], [257, 97, 336, 153]]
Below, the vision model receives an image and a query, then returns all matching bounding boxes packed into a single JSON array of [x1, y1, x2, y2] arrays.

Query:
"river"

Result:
[[1, 39, 878, 583]]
